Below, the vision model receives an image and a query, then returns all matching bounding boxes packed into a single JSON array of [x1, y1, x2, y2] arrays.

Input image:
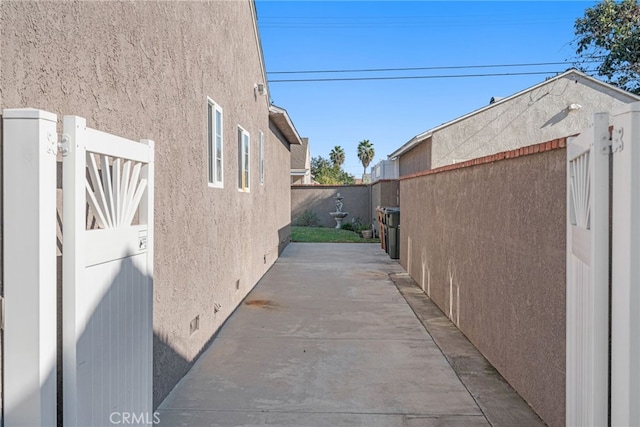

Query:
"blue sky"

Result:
[[255, 1, 598, 178]]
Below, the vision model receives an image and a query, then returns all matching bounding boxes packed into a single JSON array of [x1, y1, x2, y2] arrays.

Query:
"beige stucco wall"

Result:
[[399, 137, 432, 177], [399, 148, 566, 427], [1, 0, 292, 409], [291, 185, 371, 228], [430, 74, 639, 168], [291, 183, 396, 232], [370, 180, 399, 236]]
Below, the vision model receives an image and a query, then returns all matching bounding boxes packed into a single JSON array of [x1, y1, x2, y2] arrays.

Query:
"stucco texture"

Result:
[[291, 185, 371, 228], [430, 75, 638, 169], [2, 0, 292, 408], [398, 73, 640, 176], [399, 138, 432, 177], [399, 148, 566, 427], [370, 180, 399, 236]]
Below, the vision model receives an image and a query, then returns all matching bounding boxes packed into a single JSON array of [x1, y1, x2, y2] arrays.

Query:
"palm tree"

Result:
[[329, 146, 345, 168], [357, 139, 375, 179]]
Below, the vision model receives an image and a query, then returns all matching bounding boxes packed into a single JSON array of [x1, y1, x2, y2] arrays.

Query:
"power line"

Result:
[[259, 14, 559, 19], [260, 22, 564, 29], [269, 70, 598, 83], [258, 14, 570, 27], [267, 61, 599, 75]]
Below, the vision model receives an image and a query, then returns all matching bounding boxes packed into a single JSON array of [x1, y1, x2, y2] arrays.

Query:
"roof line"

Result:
[[387, 69, 640, 159], [269, 104, 303, 145], [250, 0, 270, 108]]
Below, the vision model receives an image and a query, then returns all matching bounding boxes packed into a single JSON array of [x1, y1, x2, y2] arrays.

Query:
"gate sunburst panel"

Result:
[[85, 152, 148, 230], [569, 151, 591, 230]]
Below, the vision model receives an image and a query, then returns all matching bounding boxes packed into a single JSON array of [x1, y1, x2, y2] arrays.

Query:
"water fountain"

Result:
[[330, 192, 348, 228]]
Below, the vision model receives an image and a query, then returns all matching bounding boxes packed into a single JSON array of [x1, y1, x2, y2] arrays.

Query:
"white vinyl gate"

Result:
[[2, 109, 154, 426], [63, 116, 154, 426], [566, 113, 610, 427], [567, 102, 640, 427]]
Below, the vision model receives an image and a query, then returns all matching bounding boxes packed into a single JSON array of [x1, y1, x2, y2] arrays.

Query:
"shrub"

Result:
[[341, 217, 371, 234], [341, 223, 354, 231], [293, 209, 319, 227], [350, 217, 371, 233]]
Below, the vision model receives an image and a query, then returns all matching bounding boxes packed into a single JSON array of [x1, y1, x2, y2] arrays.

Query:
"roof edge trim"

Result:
[[269, 104, 302, 145]]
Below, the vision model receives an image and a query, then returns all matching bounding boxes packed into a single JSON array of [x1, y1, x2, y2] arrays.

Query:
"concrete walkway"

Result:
[[158, 243, 544, 426]]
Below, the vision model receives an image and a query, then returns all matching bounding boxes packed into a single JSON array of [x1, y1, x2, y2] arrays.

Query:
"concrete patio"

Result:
[[157, 243, 545, 426]]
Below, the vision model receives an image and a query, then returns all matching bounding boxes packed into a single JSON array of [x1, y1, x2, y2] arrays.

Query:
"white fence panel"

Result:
[[63, 116, 154, 426], [566, 113, 610, 427], [2, 108, 58, 426], [611, 101, 640, 427]]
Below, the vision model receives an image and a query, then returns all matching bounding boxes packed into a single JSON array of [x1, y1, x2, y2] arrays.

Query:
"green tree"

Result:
[[573, 0, 640, 94], [329, 146, 345, 168], [311, 156, 355, 185], [357, 139, 375, 179], [311, 156, 331, 181]]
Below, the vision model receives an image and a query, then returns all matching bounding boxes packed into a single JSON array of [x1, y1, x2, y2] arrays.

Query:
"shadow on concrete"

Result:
[[390, 272, 546, 427], [153, 223, 292, 408]]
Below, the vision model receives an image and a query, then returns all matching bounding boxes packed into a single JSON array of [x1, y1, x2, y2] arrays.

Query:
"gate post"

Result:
[[2, 109, 57, 426], [611, 101, 640, 427]]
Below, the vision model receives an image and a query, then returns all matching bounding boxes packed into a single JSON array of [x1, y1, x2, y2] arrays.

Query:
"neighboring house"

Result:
[[370, 159, 399, 183], [1, 0, 301, 414], [389, 69, 640, 176], [291, 136, 312, 184]]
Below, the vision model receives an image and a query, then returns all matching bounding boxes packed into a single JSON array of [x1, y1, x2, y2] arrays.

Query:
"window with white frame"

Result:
[[238, 126, 250, 191], [259, 131, 264, 185], [207, 98, 223, 187]]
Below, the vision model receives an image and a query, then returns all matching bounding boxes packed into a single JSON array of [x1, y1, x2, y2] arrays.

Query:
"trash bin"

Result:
[[388, 226, 399, 259], [383, 212, 389, 254], [376, 207, 386, 250], [385, 208, 400, 259], [386, 208, 400, 227]]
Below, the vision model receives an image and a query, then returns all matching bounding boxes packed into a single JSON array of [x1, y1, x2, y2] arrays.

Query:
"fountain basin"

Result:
[[330, 211, 349, 228]]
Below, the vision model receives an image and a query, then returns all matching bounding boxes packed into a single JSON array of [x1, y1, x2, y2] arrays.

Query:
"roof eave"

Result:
[[388, 131, 432, 159], [269, 105, 302, 145]]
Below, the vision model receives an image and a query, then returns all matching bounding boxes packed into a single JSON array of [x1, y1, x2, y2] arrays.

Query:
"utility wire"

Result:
[[258, 15, 569, 28], [269, 70, 598, 83], [267, 61, 600, 75]]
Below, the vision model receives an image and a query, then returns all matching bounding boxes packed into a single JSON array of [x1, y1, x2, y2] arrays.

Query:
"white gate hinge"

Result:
[[612, 127, 624, 153], [59, 134, 70, 157]]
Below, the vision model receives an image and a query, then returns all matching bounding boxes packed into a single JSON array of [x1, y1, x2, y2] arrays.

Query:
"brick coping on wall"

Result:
[[399, 136, 571, 181], [291, 184, 369, 188], [370, 179, 399, 184], [291, 179, 398, 188]]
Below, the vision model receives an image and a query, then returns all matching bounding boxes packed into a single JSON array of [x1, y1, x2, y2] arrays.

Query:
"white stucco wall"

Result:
[[430, 73, 640, 168]]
